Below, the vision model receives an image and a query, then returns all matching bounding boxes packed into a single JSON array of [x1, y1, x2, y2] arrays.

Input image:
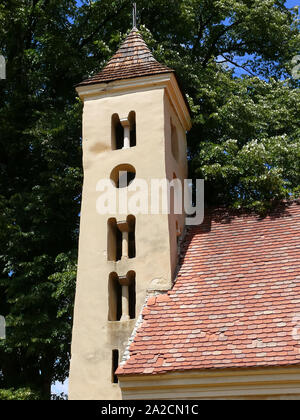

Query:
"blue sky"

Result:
[[52, 379, 68, 398], [75, 0, 299, 7], [285, 0, 299, 7]]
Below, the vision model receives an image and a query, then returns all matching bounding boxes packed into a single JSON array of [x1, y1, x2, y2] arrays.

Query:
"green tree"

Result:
[[0, 0, 82, 399], [0, 0, 299, 399], [135, 0, 300, 211], [0, 387, 40, 400]]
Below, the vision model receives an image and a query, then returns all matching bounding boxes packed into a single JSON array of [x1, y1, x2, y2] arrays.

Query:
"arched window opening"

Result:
[[110, 164, 136, 188], [107, 216, 136, 262], [171, 119, 179, 161], [112, 114, 124, 150], [112, 112, 136, 150], [108, 271, 136, 322]]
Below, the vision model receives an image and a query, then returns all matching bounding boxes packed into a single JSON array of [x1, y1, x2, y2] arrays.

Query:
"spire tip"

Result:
[[132, 3, 137, 29]]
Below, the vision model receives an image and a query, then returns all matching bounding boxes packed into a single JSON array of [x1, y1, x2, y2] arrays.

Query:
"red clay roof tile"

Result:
[[118, 201, 300, 376]]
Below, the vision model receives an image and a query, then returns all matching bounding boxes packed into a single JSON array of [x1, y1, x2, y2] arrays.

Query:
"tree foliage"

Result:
[[0, 0, 299, 399], [0, 387, 40, 400]]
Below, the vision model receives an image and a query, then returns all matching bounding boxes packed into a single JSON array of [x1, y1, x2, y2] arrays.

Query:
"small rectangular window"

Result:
[[129, 277, 136, 320], [112, 349, 119, 384]]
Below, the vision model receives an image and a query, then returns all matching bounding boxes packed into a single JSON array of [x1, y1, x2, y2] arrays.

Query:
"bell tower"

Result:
[[69, 28, 191, 400]]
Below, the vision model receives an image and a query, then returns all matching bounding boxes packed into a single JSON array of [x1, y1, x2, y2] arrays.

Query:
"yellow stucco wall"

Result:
[[119, 367, 300, 400], [69, 75, 191, 400]]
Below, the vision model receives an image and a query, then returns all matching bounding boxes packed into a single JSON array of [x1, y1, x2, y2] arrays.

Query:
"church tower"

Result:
[[69, 28, 191, 400]]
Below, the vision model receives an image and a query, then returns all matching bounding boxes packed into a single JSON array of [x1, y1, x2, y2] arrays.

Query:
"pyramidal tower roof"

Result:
[[78, 28, 174, 87]]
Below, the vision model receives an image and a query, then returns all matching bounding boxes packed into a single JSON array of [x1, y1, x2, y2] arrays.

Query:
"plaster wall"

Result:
[[69, 80, 189, 400], [119, 367, 300, 400]]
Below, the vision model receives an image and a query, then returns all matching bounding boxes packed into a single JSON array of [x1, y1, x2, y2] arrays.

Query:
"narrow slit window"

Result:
[[107, 219, 123, 262], [128, 111, 136, 147], [108, 273, 122, 321], [112, 114, 124, 150], [171, 119, 179, 161], [107, 219, 117, 262], [128, 273, 136, 320], [128, 231, 136, 259], [127, 215, 136, 259], [112, 349, 119, 384]]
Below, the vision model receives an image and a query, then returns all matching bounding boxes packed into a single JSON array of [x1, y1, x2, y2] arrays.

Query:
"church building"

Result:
[[69, 26, 300, 400]]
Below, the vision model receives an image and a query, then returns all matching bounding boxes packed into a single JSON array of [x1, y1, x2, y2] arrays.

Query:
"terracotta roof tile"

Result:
[[78, 28, 173, 87], [118, 201, 300, 376]]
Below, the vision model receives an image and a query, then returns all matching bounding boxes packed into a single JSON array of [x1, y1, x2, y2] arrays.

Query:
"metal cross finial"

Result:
[[132, 3, 137, 29]]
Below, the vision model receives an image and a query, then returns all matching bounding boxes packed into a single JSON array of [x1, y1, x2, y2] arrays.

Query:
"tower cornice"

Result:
[[76, 72, 192, 131]]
